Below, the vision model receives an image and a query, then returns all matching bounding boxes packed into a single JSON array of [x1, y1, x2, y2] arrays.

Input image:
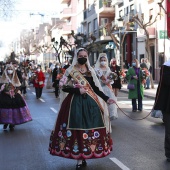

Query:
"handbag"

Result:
[[39, 81, 43, 85], [127, 83, 135, 90]]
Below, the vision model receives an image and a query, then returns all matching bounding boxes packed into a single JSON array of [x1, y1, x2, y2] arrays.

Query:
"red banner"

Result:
[[167, 0, 170, 38]]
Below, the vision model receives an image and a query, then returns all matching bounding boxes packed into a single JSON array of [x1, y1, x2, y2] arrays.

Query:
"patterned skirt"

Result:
[[49, 94, 112, 160], [0, 93, 32, 125]]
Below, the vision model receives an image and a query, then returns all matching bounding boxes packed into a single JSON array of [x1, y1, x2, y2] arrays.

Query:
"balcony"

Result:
[[62, 24, 72, 35], [60, 8, 73, 20], [112, 0, 123, 6], [148, 0, 154, 3], [98, 0, 114, 16], [60, 0, 70, 4]]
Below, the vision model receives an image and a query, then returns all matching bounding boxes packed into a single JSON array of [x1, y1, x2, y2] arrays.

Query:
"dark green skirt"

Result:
[[68, 94, 104, 130]]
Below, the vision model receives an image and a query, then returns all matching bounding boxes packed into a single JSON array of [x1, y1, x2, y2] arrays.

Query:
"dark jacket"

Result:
[[110, 65, 121, 89], [16, 69, 23, 84], [154, 65, 170, 113]]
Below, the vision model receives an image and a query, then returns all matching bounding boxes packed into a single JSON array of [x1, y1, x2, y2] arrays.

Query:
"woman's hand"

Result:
[[107, 98, 116, 105], [102, 79, 111, 85], [79, 87, 88, 94], [133, 75, 138, 80]]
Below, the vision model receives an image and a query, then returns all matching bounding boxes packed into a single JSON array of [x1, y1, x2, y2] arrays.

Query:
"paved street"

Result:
[[0, 84, 170, 170]]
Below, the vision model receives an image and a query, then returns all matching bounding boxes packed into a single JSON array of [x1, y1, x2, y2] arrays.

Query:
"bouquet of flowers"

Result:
[[107, 72, 118, 80], [56, 68, 66, 80], [119, 69, 126, 79], [59, 75, 68, 87], [141, 68, 150, 84], [47, 68, 52, 74], [0, 83, 16, 98], [142, 68, 150, 79]]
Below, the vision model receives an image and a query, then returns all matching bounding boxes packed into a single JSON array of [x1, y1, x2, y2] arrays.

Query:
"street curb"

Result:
[[120, 89, 155, 100]]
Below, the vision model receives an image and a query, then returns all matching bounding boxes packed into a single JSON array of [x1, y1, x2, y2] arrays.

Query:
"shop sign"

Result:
[[159, 30, 167, 39]]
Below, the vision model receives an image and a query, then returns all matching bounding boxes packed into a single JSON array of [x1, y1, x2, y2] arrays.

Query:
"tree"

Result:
[[0, 0, 16, 20], [131, 10, 161, 89], [105, 23, 130, 69], [70, 30, 103, 54]]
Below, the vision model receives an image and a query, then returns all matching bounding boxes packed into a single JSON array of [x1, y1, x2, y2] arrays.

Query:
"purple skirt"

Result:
[[0, 93, 32, 125]]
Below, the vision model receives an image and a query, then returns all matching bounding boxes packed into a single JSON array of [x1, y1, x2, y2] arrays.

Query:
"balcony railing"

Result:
[[60, 0, 70, 4], [112, 0, 123, 6], [99, 0, 112, 8]]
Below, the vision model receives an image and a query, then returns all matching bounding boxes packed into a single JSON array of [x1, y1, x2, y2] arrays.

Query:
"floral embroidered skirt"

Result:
[[0, 93, 32, 125], [49, 94, 112, 159]]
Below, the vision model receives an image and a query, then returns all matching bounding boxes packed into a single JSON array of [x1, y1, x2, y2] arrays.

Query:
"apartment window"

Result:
[[130, 4, 134, 11], [124, 6, 129, 15], [94, 18, 97, 30], [88, 22, 91, 34], [101, 18, 108, 26], [119, 10, 123, 17], [130, 4, 134, 15], [118, 3, 124, 8]]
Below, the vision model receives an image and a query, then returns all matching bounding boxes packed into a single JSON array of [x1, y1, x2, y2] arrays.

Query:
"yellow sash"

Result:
[[69, 67, 104, 112]]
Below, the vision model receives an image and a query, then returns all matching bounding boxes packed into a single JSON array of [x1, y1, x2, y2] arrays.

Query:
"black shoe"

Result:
[[76, 164, 83, 170], [3, 124, 8, 130], [82, 160, 87, 167], [167, 158, 170, 162], [9, 125, 15, 131], [132, 110, 137, 112], [138, 109, 143, 112]]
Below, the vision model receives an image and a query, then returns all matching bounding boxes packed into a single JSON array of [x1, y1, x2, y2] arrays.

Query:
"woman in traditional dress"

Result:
[[49, 48, 115, 170], [0, 63, 32, 130], [94, 53, 118, 120]]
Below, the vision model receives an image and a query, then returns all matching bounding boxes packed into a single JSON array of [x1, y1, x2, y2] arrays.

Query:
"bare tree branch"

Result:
[[158, 0, 167, 14], [0, 0, 17, 20]]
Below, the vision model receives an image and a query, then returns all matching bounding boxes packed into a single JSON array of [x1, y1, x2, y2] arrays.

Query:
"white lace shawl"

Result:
[[0, 63, 21, 87]]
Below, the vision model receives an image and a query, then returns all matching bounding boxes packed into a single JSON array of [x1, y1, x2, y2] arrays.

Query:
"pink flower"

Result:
[[73, 84, 83, 88], [0, 84, 5, 92], [59, 76, 68, 87]]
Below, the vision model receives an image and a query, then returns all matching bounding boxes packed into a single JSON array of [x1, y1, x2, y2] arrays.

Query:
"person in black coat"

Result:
[[110, 58, 121, 97], [52, 63, 64, 98], [63, 59, 72, 70], [154, 59, 170, 162]]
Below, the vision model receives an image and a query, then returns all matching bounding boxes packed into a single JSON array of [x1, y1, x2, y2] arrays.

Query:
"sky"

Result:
[[0, 0, 61, 47]]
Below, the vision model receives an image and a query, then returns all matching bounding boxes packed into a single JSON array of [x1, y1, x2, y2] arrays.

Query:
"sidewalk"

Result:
[[120, 83, 159, 99]]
